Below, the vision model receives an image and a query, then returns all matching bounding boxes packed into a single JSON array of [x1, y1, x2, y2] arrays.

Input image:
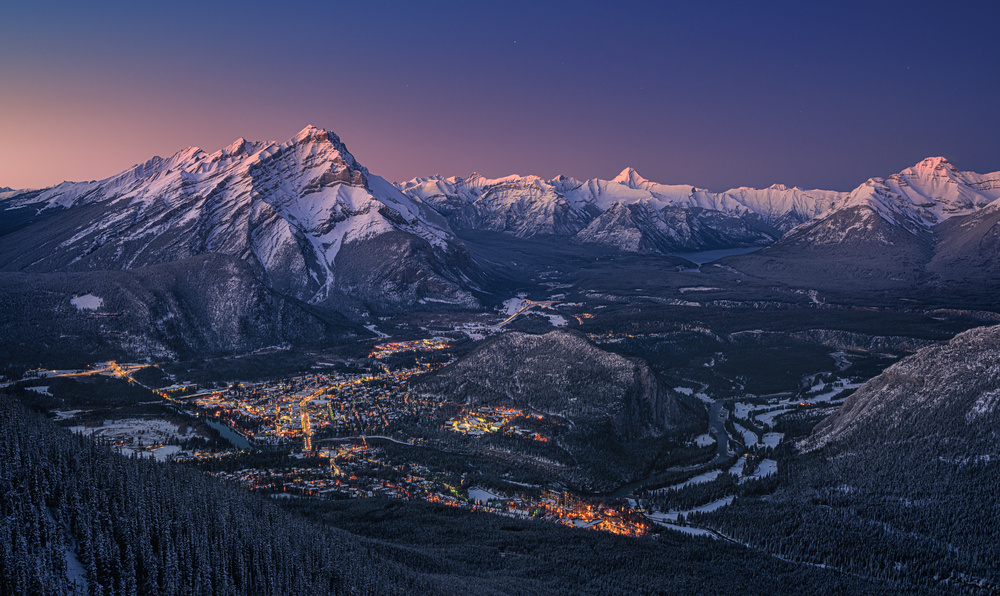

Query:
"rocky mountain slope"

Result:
[[708, 324, 1000, 592], [0, 254, 365, 369], [415, 330, 688, 440], [399, 169, 845, 254], [927, 199, 1000, 287], [800, 323, 1000, 455], [722, 158, 1000, 292], [0, 126, 485, 312]]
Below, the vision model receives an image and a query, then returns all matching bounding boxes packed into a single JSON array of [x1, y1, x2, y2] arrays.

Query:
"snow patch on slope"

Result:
[[70, 294, 103, 311]]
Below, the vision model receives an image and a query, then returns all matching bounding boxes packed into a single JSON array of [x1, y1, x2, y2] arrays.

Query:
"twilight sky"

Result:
[[2, 1, 998, 192]]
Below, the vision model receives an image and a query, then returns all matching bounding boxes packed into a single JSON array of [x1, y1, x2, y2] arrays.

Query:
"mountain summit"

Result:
[[723, 158, 1000, 292], [0, 126, 482, 311]]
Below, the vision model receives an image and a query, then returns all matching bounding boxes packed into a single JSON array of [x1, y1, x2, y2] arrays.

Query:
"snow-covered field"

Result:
[[657, 469, 723, 493], [693, 433, 716, 447], [540, 313, 568, 327], [675, 385, 713, 403], [762, 433, 784, 448], [754, 408, 792, 428], [468, 487, 505, 504], [646, 496, 736, 523], [500, 298, 527, 316], [69, 418, 200, 462], [750, 459, 778, 479], [70, 294, 103, 311], [657, 523, 718, 538], [731, 377, 861, 428], [733, 402, 753, 419], [53, 409, 84, 420], [364, 324, 388, 338], [804, 379, 863, 403], [734, 423, 758, 447]]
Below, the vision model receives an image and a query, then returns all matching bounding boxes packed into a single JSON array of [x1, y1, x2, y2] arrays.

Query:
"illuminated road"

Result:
[[497, 299, 561, 327], [45, 361, 148, 381]]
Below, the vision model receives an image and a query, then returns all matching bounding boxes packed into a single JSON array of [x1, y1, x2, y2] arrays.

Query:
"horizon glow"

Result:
[[1, 1, 998, 192]]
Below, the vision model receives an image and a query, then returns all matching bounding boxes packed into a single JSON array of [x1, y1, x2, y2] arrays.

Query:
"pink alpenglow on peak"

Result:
[[611, 167, 650, 188], [0, 126, 470, 308]]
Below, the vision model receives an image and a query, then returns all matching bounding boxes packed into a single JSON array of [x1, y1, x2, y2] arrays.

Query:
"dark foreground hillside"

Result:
[[0, 398, 461, 595], [0, 395, 912, 595], [699, 326, 1000, 593]]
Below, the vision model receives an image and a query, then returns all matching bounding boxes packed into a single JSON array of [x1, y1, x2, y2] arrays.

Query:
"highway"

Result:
[[497, 299, 561, 327]]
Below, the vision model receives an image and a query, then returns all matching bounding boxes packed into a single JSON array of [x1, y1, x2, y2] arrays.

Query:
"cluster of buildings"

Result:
[[446, 406, 550, 441], [209, 442, 461, 503], [185, 365, 445, 448], [472, 489, 650, 536], [368, 338, 450, 359], [207, 439, 649, 537], [169, 357, 646, 537]]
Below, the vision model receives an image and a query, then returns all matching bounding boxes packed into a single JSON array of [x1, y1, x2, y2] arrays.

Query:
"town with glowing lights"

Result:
[[169, 358, 651, 536]]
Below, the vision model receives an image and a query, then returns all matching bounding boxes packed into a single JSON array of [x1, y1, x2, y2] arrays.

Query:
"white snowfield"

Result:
[[69, 418, 201, 462], [70, 294, 103, 311]]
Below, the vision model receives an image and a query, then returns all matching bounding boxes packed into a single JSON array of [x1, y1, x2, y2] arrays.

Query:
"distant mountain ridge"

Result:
[[398, 158, 1000, 257], [399, 169, 846, 253], [723, 157, 1000, 292]]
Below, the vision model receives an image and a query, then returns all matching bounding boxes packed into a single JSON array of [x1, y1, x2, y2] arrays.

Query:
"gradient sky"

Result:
[[2, 0, 999, 192]]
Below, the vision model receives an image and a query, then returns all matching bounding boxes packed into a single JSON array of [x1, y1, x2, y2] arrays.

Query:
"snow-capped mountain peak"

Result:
[[0, 127, 477, 309], [827, 157, 1000, 234], [611, 167, 649, 188], [292, 124, 332, 143], [398, 168, 847, 252], [908, 155, 958, 175]]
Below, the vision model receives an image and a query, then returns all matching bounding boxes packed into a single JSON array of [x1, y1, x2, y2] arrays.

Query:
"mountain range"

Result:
[[2, 126, 999, 362], [397, 157, 1000, 260], [724, 157, 1000, 293], [398, 169, 844, 253]]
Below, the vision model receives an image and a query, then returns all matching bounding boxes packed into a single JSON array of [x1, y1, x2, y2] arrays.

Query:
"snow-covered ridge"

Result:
[[399, 158, 999, 252], [399, 166, 846, 237], [800, 157, 1000, 237], [0, 126, 461, 305]]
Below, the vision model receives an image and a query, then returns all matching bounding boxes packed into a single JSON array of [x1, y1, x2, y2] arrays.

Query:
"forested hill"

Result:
[[416, 330, 690, 439], [0, 398, 462, 595]]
